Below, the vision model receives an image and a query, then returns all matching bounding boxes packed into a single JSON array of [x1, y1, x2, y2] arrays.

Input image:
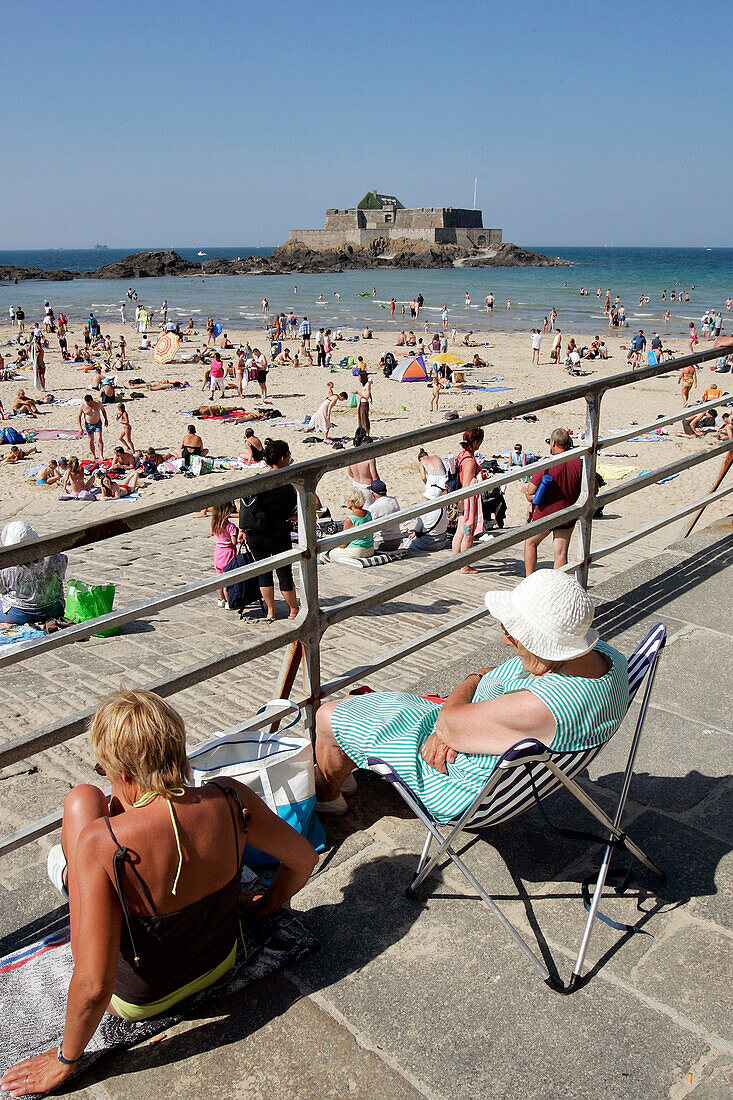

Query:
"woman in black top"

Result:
[[239, 439, 299, 622]]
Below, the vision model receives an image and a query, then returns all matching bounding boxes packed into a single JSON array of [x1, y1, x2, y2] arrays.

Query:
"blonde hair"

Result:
[[90, 689, 191, 794], [346, 489, 365, 511]]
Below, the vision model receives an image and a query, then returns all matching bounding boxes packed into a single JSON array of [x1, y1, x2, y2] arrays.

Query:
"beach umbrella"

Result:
[[428, 352, 464, 365], [153, 333, 180, 364], [390, 355, 429, 381]]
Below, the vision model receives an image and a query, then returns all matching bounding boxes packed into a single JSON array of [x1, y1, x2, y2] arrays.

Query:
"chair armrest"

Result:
[[497, 739, 551, 768]]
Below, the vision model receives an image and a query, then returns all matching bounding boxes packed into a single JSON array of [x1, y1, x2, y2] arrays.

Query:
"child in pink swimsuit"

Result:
[[211, 502, 238, 607]]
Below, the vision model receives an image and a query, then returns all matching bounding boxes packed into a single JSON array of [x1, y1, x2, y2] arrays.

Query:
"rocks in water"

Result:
[[463, 243, 570, 268], [82, 250, 199, 279], [0, 265, 76, 282], [1, 241, 570, 284]]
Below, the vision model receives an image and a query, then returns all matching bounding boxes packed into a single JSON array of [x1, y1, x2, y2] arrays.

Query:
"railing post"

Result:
[[294, 472, 324, 742], [576, 391, 602, 589]]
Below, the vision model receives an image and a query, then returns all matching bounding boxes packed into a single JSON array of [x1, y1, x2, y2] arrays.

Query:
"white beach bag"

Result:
[[188, 700, 324, 858]]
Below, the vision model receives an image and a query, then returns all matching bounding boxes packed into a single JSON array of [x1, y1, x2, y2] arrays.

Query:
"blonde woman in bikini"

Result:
[[678, 363, 697, 407]]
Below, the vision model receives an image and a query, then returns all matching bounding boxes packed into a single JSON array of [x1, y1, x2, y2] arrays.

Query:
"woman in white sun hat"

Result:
[[313, 571, 628, 818]]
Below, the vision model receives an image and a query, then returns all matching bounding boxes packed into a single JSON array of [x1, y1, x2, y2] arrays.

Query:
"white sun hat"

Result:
[[485, 571, 599, 662], [1, 521, 38, 547]]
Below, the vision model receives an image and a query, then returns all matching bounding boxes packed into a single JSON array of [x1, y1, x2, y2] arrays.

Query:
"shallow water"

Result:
[[1, 246, 731, 337]]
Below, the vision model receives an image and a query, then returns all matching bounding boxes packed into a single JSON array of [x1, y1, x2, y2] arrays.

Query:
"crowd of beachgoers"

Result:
[[0, 279, 731, 1096], [0, 280, 731, 629]]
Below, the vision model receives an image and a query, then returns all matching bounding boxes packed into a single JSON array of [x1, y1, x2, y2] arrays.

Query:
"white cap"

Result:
[[2, 521, 38, 546], [485, 571, 598, 661]]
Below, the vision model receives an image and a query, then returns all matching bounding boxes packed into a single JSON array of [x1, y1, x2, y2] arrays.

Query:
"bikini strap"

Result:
[[205, 779, 250, 869], [104, 816, 156, 966]]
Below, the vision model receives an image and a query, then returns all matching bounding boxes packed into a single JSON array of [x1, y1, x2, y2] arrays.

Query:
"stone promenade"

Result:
[[0, 514, 731, 1099]]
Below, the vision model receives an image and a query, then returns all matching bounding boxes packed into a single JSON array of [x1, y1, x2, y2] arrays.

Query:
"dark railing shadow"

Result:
[[316, 767, 730, 988], [593, 530, 733, 640]]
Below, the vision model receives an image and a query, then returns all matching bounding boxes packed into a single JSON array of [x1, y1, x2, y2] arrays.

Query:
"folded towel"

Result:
[[330, 550, 408, 568]]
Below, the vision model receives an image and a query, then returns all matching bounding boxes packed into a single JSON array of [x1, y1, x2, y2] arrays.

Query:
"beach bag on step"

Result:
[[189, 700, 325, 863], [64, 579, 119, 637]]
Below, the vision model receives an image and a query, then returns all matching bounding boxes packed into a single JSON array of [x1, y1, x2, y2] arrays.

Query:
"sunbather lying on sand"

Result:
[[4, 444, 39, 464]]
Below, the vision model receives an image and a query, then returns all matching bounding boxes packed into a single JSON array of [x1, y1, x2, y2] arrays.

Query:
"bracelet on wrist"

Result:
[[57, 1042, 83, 1066]]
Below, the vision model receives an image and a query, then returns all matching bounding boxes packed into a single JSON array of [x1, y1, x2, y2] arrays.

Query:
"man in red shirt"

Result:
[[522, 427, 584, 575]]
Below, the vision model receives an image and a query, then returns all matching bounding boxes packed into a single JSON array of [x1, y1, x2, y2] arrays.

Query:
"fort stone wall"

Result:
[[289, 199, 502, 251]]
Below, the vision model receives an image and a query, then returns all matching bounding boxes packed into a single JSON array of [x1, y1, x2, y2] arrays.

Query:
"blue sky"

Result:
[[2, 0, 730, 248]]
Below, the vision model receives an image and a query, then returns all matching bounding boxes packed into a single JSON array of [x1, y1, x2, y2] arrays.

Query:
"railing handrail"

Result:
[[0, 340, 731, 859], [0, 343, 726, 570]]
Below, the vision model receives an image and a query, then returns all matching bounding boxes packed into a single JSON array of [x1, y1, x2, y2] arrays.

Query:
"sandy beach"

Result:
[[0, 319, 729, 552]]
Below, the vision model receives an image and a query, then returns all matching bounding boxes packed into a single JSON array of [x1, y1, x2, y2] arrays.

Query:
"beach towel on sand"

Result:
[[0, 898, 317, 1094]]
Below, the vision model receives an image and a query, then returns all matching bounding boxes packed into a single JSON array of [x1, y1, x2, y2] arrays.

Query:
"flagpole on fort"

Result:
[[473, 177, 477, 209]]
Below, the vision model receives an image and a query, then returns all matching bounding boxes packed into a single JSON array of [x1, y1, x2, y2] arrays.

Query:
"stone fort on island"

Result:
[[289, 191, 502, 250]]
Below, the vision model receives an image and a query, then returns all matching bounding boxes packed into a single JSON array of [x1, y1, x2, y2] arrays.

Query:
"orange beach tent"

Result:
[[390, 355, 429, 381]]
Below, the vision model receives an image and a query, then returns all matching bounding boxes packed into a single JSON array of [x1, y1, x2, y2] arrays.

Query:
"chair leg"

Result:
[[415, 831, 433, 876], [566, 840, 616, 993]]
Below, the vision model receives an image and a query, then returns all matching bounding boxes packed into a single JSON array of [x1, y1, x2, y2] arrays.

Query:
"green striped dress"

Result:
[[331, 640, 628, 824]]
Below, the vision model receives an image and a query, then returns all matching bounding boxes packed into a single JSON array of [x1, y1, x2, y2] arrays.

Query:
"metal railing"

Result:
[[1, 344, 731, 858]]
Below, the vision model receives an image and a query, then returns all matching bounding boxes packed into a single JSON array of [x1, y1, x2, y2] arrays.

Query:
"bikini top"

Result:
[[105, 780, 248, 1006]]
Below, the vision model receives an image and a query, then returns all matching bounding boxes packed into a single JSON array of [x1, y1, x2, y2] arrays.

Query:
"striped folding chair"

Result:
[[367, 622, 667, 993]]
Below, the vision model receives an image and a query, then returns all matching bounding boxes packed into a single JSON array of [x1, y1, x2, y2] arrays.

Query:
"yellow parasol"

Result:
[[153, 333, 180, 364], [428, 352, 464, 365]]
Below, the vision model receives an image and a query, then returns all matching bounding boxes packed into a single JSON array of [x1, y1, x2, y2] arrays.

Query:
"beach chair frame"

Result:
[[367, 622, 667, 993]]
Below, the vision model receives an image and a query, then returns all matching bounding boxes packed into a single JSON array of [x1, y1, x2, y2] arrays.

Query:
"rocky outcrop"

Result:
[[81, 250, 199, 279], [1, 242, 569, 284], [0, 265, 76, 283], [462, 243, 569, 267], [228, 238, 568, 272]]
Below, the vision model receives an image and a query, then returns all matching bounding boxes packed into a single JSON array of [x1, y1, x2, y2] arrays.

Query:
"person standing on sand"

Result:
[[678, 364, 697, 406], [31, 335, 46, 391], [689, 322, 699, 353], [236, 347, 248, 397], [299, 316, 311, 350], [451, 428, 484, 574], [430, 370, 443, 412], [120, 303, 126, 325], [550, 329, 562, 363], [78, 394, 108, 459], [116, 402, 133, 450], [253, 348, 269, 402], [531, 329, 542, 365], [209, 351, 226, 400], [522, 428, 584, 576], [357, 369, 372, 438]]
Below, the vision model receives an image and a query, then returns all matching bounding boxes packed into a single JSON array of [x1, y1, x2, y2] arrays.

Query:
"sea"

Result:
[[1, 246, 731, 337]]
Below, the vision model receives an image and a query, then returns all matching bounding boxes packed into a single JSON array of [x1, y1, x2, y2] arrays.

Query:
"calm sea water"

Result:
[[1, 247, 731, 337]]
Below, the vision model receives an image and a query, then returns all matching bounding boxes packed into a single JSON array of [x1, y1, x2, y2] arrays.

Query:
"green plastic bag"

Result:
[[65, 579, 120, 637], [348, 392, 358, 408]]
